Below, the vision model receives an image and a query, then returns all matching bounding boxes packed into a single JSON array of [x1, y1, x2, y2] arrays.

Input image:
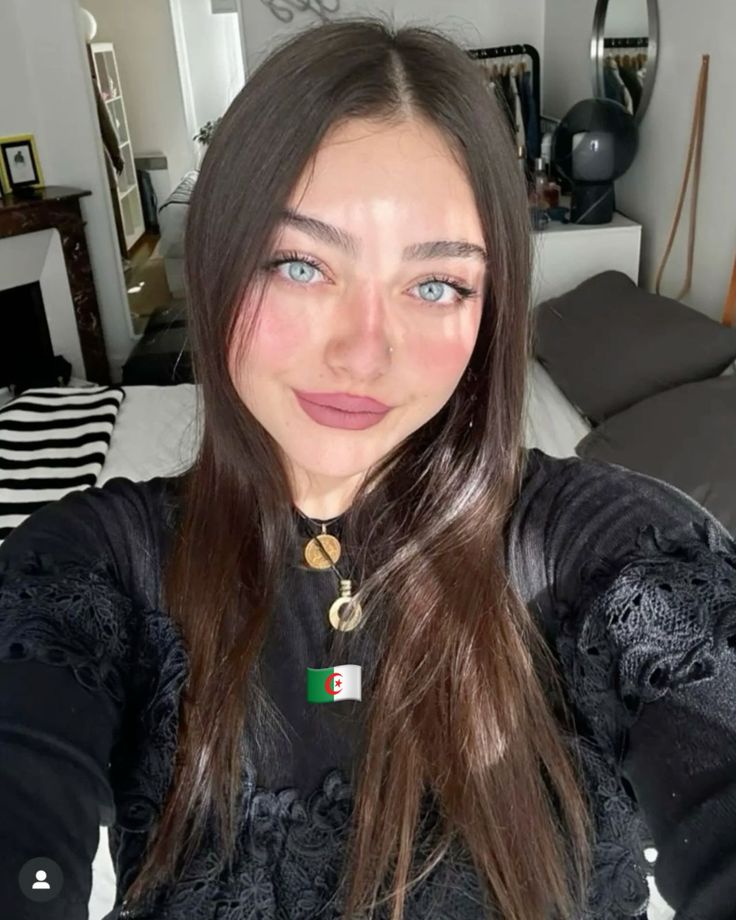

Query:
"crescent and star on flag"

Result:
[[325, 672, 342, 695]]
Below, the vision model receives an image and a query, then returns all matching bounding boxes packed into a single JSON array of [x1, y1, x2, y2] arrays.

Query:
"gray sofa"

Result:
[[157, 169, 199, 297]]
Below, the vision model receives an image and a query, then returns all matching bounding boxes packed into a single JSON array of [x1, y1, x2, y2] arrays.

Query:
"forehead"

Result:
[[286, 117, 483, 239]]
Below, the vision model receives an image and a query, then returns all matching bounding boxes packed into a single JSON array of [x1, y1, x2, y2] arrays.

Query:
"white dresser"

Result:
[[531, 207, 642, 306]]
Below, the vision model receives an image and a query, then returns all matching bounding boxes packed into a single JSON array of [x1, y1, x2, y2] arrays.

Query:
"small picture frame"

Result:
[[0, 134, 45, 195]]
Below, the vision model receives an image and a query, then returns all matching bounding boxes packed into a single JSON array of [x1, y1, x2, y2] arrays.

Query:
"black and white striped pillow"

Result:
[[0, 386, 125, 546]]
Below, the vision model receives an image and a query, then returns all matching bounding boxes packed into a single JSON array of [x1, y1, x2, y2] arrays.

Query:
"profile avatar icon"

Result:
[[18, 856, 64, 902], [32, 869, 51, 890]]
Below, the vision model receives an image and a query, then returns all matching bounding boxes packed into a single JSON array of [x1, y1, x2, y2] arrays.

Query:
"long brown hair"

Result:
[[122, 17, 594, 920]]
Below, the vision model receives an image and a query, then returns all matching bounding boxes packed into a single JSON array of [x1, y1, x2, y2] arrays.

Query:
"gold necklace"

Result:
[[299, 515, 364, 631]]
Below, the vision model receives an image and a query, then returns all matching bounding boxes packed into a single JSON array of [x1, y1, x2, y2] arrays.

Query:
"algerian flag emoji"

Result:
[[307, 665, 361, 703]]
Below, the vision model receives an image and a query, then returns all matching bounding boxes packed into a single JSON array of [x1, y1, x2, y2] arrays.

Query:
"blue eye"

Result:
[[417, 281, 448, 302], [280, 259, 320, 283], [413, 278, 476, 306]]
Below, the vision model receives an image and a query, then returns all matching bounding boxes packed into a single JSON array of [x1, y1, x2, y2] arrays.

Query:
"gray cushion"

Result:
[[534, 271, 736, 424], [576, 375, 736, 537]]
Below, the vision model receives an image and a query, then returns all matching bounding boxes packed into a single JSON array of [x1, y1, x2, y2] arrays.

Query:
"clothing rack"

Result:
[[468, 43, 541, 137], [604, 37, 649, 49]]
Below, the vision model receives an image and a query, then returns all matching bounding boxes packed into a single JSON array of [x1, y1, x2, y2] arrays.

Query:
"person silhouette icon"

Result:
[[19, 856, 63, 902], [31, 869, 51, 890]]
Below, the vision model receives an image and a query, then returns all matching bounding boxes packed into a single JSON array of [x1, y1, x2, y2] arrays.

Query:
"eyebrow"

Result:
[[280, 208, 487, 263]]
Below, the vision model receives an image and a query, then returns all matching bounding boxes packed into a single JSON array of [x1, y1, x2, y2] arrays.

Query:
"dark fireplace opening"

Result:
[[0, 282, 71, 394]]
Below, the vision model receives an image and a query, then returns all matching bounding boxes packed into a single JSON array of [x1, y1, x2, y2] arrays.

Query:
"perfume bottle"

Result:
[[517, 145, 528, 185], [531, 155, 561, 208], [532, 157, 549, 204]]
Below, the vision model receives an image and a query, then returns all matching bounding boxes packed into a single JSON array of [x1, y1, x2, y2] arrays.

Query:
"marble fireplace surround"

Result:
[[0, 187, 110, 385]]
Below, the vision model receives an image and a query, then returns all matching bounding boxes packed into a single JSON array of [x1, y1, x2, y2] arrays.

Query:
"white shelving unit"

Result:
[[90, 41, 145, 252]]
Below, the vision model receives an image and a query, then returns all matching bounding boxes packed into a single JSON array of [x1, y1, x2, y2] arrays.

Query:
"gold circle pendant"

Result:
[[304, 534, 341, 569], [329, 596, 364, 631]]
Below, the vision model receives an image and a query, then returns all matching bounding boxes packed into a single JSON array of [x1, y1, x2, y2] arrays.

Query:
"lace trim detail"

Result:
[[555, 519, 736, 919], [0, 548, 190, 839], [109, 598, 189, 833], [117, 760, 494, 920], [0, 551, 135, 703]]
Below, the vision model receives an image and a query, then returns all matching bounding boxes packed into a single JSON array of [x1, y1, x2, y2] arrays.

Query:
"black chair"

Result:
[[122, 300, 193, 386]]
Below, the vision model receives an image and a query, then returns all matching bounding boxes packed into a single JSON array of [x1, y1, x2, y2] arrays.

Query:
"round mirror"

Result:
[[591, 0, 659, 123]]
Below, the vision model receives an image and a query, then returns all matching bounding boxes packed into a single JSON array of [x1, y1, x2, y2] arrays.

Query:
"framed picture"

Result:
[[0, 134, 45, 194]]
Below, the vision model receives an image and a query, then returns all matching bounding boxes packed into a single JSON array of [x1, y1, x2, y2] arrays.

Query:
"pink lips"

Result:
[[293, 390, 391, 430], [294, 390, 391, 413]]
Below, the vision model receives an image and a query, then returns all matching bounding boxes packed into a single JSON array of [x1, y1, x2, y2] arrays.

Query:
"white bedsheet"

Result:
[[97, 384, 201, 486], [523, 359, 591, 458]]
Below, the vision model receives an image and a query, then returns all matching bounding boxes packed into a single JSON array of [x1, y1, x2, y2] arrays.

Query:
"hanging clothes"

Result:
[[488, 68, 517, 144], [618, 60, 643, 112], [500, 68, 517, 133], [472, 48, 540, 164], [516, 64, 530, 145], [509, 65, 527, 153], [520, 68, 540, 161], [605, 58, 633, 113], [601, 42, 649, 115]]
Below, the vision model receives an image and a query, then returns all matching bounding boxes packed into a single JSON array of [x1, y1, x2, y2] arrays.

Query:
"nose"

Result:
[[326, 282, 394, 376]]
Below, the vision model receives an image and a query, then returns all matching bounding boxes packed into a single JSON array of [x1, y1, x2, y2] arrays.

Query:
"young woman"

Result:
[[1, 17, 735, 920]]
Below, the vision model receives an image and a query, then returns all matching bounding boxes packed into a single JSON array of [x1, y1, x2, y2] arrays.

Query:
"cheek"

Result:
[[252, 309, 305, 370], [229, 293, 306, 381], [407, 338, 475, 394]]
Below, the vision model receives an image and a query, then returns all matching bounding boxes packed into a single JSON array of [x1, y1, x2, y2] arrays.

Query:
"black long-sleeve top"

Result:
[[1, 447, 736, 919]]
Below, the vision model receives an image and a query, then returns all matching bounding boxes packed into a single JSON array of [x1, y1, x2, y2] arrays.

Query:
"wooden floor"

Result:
[[124, 233, 173, 335]]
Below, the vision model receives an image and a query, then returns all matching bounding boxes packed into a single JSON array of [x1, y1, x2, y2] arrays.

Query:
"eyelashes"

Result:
[[429, 276, 477, 300], [262, 250, 480, 306]]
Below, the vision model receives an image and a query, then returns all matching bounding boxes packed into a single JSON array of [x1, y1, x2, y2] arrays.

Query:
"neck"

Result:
[[288, 468, 366, 522], [294, 501, 350, 524]]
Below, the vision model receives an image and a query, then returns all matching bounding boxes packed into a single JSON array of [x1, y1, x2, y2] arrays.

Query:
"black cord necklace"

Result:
[[295, 508, 364, 631]]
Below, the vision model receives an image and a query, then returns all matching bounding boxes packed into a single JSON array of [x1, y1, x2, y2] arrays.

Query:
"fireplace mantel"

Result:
[[0, 186, 110, 384]]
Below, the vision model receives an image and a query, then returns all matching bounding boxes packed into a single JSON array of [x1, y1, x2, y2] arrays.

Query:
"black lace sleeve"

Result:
[[0, 550, 136, 705], [0, 478, 191, 918], [0, 483, 158, 918], [0, 475, 176, 698], [554, 474, 736, 919]]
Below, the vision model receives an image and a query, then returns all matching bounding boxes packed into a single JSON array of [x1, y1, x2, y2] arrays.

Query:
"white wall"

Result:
[[0, 0, 136, 383], [83, 0, 196, 197], [177, 0, 245, 143], [0, 1, 37, 137], [543, 0, 736, 321], [240, 0, 546, 71]]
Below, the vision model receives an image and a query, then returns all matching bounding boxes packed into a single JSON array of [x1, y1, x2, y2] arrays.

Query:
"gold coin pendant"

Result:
[[304, 534, 341, 569]]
